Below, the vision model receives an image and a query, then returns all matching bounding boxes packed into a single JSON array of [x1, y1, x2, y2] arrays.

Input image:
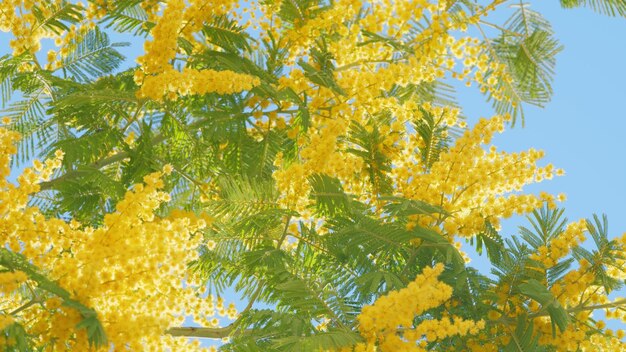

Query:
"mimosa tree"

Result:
[[1, 0, 626, 350]]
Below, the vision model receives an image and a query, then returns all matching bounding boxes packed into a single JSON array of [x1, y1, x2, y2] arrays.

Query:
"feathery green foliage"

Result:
[[1, 0, 625, 351]]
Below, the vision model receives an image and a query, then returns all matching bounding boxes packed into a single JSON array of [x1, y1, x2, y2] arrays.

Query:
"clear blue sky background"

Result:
[[2, 0, 626, 343]]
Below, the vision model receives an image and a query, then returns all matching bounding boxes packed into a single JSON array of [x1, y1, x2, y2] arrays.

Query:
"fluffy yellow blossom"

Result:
[[135, 0, 260, 101], [0, 271, 28, 294], [355, 264, 484, 351], [2, 0, 623, 350], [530, 219, 587, 267], [0, 128, 219, 350], [392, 113, 554, 237], [0, 314, 14, 331], [137, 67, 261, 102]]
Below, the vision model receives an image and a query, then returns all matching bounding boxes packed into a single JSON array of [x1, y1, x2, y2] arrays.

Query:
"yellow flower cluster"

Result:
[[85, 0, 114, 21], [606, 232, 626, 280], [535, 318, 588, 351], [394, 113, 557, 237], [268, 0, 552, 241], [273, 117, 364, 210], [474, 251, 626, 351], [135, 0, 260, 101], [137, 68, 261, 102], [277, 0, 362, 58], [182, 0, 238, 38], [533, 311, 626, 351], [0, 0, 46, 56], [0, 271, 28, 294], [0, 1, 93, 69], [403, 316, 486, 346], [353, 264, 484, 351], [580, 334, 626, 351], [0, 128, 20, 185], [0, 127, 222, 350], [137, 0, 185, 75], [550, 263, 598, 307], [530, 219, 587, 267], [0, 314, 13, 331], [273, 100, 553, 241]]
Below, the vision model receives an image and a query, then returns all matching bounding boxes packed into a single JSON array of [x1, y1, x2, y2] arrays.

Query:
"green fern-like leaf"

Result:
[[31, 2, 84, 36], [503, 314, 547, 352], [309, 174, 352, 217], [202, 15, 252, 52], [572, 214, 624, 293], [59, 27, 128, 82], [101, 1, 154, 35], [561, 0, 626, 16], [470, 220, 505, 265], [2, 89, 52, 166], [482, 3, 563, 126]]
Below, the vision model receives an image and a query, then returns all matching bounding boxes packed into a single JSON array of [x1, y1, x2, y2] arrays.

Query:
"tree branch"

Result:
[[494, 298, 626, 324], [166, 326, 233, 339], [165, 280, 264, 339]]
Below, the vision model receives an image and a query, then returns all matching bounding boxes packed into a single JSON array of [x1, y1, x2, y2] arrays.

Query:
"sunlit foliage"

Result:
[[1, 0, 625, 351]]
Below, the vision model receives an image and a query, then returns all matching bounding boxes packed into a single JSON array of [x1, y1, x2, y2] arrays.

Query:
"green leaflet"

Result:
[[561, 0, 626, 16], [518, 279, 569, 334]]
